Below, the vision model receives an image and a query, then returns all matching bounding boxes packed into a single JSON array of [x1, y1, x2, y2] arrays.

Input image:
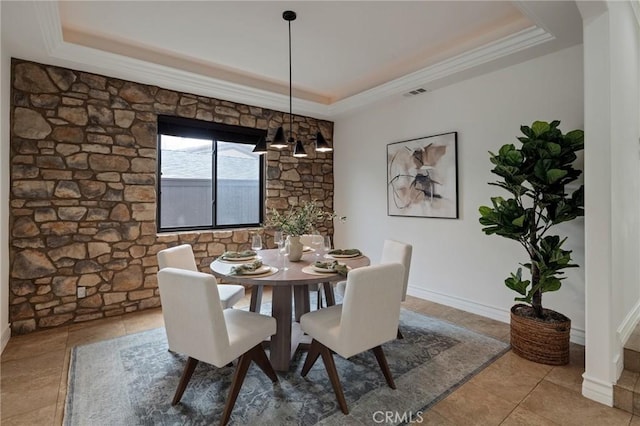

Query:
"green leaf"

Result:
[[565, 129, 584, 143], [546, 169, 567, 183], [499, 144, 515, 156], [520, 126, 534, 138], [541, 277, 562, 292], [505, 150, 523, 165], [546, 143, 561, 156], [478, 206, 493, 216], [512, 215, 525, 227], [532, 121, 551, 136], [505, 268, 530, 296]]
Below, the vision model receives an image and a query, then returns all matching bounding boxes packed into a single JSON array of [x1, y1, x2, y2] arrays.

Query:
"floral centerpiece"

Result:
[[267, 200, 336, 236], [267, 200, 342, 261]]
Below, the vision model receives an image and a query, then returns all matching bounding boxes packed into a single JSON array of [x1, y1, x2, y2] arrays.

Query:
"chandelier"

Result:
[[253, 10, 333, 156]]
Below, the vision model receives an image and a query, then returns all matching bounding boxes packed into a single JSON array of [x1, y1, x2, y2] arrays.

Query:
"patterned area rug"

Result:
[[64, 309, 509, 425]]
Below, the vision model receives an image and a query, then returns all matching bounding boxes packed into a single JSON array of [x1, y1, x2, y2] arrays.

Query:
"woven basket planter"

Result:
[[510, 304, 571, 366]]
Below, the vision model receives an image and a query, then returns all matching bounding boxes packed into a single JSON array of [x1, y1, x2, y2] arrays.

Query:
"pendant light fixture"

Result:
[[283, 11, 307, 158], [254, 10, 332, 156], [252, 136, 268, 154], [315, 131, 332, 152]]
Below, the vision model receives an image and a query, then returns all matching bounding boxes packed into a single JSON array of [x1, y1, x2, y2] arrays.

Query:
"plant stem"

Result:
[[530, 197, 543, 318]]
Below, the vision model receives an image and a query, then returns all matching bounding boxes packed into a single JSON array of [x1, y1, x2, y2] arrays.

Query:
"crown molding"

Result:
[[328, 26, 554, 117], [33, 1, 63, 55], [32, 2, 331, 119], [33, 2, 554, 120]]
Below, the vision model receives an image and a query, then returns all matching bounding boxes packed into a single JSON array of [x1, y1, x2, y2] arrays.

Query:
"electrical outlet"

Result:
[[77, 286, 86, 298]]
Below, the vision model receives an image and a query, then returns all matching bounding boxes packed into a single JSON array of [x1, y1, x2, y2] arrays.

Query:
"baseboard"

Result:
[[1, 323, 10, 354], [582, 374, 614, 406], [407, 286, 510, 324], [407, 286, 586, 345]]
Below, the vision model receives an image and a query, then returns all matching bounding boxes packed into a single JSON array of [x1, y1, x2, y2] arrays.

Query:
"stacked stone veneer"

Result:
[[9, 58, 334, 334]]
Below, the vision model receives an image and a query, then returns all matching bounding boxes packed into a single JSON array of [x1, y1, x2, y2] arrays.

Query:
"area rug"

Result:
[[64, 309, 509, 426]]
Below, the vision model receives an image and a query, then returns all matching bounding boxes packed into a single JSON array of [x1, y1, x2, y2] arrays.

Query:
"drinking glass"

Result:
[[281, 239, 290, 271], [311, 234, 323, 260], [274, 231, 283, 247], [323, 236, 332, 257], [251, 234, 262, 257]]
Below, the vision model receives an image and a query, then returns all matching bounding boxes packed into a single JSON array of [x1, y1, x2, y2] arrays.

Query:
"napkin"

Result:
[[328, 248, 361, 256], [221, 250, 257, 259], [314, 260, 348, 276], [229, 259, 263, 275]]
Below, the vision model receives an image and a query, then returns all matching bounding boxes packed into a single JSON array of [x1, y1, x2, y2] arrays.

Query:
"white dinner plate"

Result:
[[328, 253, 360, 259], [312, 265, 336, 273], [237, 265, 271, 275], [222, 255, 256, 262]]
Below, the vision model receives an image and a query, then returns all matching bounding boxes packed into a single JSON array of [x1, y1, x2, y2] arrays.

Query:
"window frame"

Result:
[[156, 115, 266, 233]]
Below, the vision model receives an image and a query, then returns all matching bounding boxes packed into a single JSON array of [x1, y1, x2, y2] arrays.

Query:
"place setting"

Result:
[[217, 234, 265, 263], [228, 258, 278, 278], [217, 250, 258, 263], [217, 235, 278, 277], [302, 259, 350, 276], [324, 248, 363, 260]]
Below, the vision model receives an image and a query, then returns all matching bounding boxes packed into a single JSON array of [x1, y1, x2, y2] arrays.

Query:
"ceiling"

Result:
[[1, 1, 583, 119]]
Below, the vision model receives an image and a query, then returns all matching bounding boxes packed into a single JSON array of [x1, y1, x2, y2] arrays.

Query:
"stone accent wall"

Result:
[[9, 58, 334, 334]]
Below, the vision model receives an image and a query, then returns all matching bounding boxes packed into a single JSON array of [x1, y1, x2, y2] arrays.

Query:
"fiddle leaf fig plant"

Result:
[[479, 120, 584, 319]]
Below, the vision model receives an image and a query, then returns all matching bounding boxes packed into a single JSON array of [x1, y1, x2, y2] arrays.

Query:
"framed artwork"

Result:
[[387, 132, 458, 219]]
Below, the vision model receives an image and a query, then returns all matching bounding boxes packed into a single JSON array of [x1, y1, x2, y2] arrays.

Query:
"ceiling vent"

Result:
[[403, 87, 430, 97]]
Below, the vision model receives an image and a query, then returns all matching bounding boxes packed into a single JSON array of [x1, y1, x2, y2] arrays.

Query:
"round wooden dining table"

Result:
[[210, 248, 370, 372]]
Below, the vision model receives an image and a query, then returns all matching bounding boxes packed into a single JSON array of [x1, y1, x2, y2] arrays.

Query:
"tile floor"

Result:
[[0, 290, 635, 425]]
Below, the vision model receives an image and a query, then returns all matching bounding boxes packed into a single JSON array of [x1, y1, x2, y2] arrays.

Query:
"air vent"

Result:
[[403, 87, 430, 97]]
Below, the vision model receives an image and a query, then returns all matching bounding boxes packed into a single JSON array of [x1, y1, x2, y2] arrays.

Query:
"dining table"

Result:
[[209, 248, 370, 371]]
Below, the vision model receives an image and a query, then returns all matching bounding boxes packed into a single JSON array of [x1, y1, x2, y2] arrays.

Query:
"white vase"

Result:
[[287, 236, 304, 262]]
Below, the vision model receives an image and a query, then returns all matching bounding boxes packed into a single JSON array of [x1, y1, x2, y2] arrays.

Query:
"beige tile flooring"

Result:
[[0, 290, 635, 425]]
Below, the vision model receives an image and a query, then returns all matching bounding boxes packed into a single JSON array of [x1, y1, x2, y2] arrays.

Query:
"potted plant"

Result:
[[267, 200, 336, 261], [478, 120, 584, 365]]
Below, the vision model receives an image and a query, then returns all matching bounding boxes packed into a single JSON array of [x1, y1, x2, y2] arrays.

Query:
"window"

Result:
[[157, 116, 265, 232]]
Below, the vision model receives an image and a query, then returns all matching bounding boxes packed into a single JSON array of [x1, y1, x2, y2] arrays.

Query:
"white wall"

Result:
[[334, 45, 585, 340], [0, 2, 11, 352], [609, 0, 640, 355], [580, 0, 640, 406]]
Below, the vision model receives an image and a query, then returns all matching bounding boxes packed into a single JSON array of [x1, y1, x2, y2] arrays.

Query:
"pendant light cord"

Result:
[[288, 18, 293, 142]]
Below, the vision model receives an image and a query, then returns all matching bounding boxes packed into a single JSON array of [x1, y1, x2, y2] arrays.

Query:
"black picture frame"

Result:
[[387, 132, 458, 219]]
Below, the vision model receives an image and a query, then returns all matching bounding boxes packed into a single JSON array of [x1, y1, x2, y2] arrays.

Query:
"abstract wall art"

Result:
[[387, 132, 458, 219]]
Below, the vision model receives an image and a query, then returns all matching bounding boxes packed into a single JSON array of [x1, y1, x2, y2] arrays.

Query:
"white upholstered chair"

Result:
[[157, 244, 245, 309], [300, 263, 405, 414], [335, 239, 412, 338], [157, 268, 278, 426]]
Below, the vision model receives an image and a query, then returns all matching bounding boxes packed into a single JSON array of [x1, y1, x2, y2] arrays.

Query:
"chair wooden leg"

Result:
[[249, 344, 278, 382], [316, 288, 323, 310], [172, 356, 199, 405], [301, 338, 322, 377], [397, 327, 404, 340], [319, 343, 349, 414], [371, 345, 396, 389], [220, 351, 253, 426]]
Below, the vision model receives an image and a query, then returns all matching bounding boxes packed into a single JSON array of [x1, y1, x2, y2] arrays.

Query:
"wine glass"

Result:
[[251, 234, 262, 257], [323, 236, 332, 258], [281, 238, 290, 271], [311, 234, 323, 260], [274, 231, 283, 247]]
